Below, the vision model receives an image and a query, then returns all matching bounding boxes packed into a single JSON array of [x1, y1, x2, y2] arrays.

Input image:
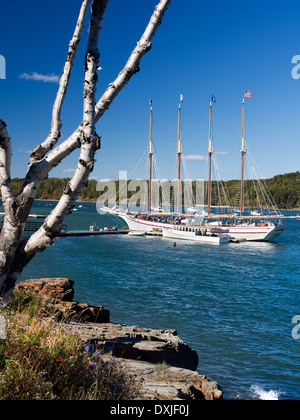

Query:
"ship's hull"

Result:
[[219, 224, 285, 242], [103, 209, 175, 232]]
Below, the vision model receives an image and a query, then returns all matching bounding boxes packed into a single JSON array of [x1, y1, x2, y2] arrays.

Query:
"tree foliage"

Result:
[[4, 171, 300, 209]]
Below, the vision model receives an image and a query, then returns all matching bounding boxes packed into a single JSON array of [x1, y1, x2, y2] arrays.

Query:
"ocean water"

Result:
[[18, 201, 300, 400]]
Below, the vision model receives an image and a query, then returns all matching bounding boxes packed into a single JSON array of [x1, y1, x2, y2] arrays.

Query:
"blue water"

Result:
[[19, 201, 300, 400]]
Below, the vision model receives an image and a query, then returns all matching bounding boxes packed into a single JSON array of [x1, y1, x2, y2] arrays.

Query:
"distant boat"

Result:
[[297, 215, 300, 220], [152, 206, 164, 213], [187, 206, 197, 214], [128, 230, 146, 236], [251, 210, 262, 216]]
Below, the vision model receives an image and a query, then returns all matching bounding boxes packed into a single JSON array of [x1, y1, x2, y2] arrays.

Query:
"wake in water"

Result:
[[250, 385, 282, 400]]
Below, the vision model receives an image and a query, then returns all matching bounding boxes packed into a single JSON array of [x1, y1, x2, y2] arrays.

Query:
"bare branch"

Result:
[[29, 0, 92, 165], [24, 0, 108, 257]]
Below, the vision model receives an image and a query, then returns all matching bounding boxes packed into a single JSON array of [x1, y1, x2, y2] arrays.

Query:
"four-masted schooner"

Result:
[[103, 92, 286, 242]]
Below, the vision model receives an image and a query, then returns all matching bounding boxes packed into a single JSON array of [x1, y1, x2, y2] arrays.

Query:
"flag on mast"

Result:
[[211, 94, 216, 103], [244, 89, 252, 98], [180, 94, 184, 103], [149, 99, 153, 107]]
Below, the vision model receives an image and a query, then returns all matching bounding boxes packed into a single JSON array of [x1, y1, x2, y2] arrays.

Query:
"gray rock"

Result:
[[66, 322, 198, 371], [101, 357, 223, 400]]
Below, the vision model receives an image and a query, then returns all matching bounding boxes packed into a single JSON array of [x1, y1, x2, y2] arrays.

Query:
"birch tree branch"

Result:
[[0, 120, 15, 213], [29, 0, 91, 165], [23, 0, 108, 257]]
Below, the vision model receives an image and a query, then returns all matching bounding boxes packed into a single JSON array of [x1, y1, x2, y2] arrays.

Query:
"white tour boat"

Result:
[[162, 225, 231, 244]]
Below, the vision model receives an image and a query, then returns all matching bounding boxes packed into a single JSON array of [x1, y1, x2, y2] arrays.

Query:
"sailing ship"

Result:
[[103, 93, 286, 242]]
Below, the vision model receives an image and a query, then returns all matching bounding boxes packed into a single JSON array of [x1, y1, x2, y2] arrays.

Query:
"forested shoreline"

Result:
[[7, 171, 300, 210]]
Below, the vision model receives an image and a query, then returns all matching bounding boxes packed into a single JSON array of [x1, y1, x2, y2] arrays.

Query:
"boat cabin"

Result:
[[173, 226, 214, 236]]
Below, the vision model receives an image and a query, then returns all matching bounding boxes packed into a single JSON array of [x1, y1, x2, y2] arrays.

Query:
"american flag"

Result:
[[244, 89, 252, 98], [149, 100, 152, 107]]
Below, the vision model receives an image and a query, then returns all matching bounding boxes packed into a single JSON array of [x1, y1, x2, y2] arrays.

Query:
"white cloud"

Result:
[[18, 148, 32, 154], [62, 168, 76, 174], [19, 72, 60, 83], [183, 154, 207, 161], [215, 151, 229, 156]]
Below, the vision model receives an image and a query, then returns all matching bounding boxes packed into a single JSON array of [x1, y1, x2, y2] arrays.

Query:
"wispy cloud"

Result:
[[18, 148, 32, 154], [19, 72, 60, 83], [183, 152, 229, 161], [183, 154, 207, 161], [62, 168, 76, 174], [215, 151, 229, 156]]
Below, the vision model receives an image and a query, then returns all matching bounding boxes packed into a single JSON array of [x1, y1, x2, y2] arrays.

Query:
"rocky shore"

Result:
[[15, 278, 223, 400]]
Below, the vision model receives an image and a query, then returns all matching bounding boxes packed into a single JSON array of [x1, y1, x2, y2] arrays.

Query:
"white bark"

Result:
[[0, 121, 23, 294], [0, 120, 14, 208]]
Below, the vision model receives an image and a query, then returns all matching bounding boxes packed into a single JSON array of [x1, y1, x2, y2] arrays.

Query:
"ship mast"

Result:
[[240, 98, 246, 219], [207, 100, 213, 219], [177, 97, 182, 215], [148, 100, 153, 213]]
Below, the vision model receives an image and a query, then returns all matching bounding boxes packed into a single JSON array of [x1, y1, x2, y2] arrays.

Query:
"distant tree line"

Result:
[[211, 171, 300, 210], [5, 171, 300, 210]]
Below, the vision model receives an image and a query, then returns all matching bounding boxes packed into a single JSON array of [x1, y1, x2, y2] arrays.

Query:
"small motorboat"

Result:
[[251, 210, 262, 216], [128, 230, 146, 236]]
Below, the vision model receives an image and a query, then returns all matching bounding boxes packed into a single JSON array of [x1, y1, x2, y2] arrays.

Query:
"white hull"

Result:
[[217, 224, 285, 242], [163, 228, 230, 244], [128, 230, 146, 236], [102, 208, 285, 241], [103, 209, 175, 233]]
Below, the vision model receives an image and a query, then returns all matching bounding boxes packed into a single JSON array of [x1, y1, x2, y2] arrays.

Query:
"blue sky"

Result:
[[0, 0, 299, 182]]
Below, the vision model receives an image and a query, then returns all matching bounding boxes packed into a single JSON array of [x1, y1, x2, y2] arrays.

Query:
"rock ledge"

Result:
[[15, 278, 223, 400]]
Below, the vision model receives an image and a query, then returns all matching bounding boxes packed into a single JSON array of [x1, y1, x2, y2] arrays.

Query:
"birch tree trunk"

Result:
[[0, 0, 172, 299]]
